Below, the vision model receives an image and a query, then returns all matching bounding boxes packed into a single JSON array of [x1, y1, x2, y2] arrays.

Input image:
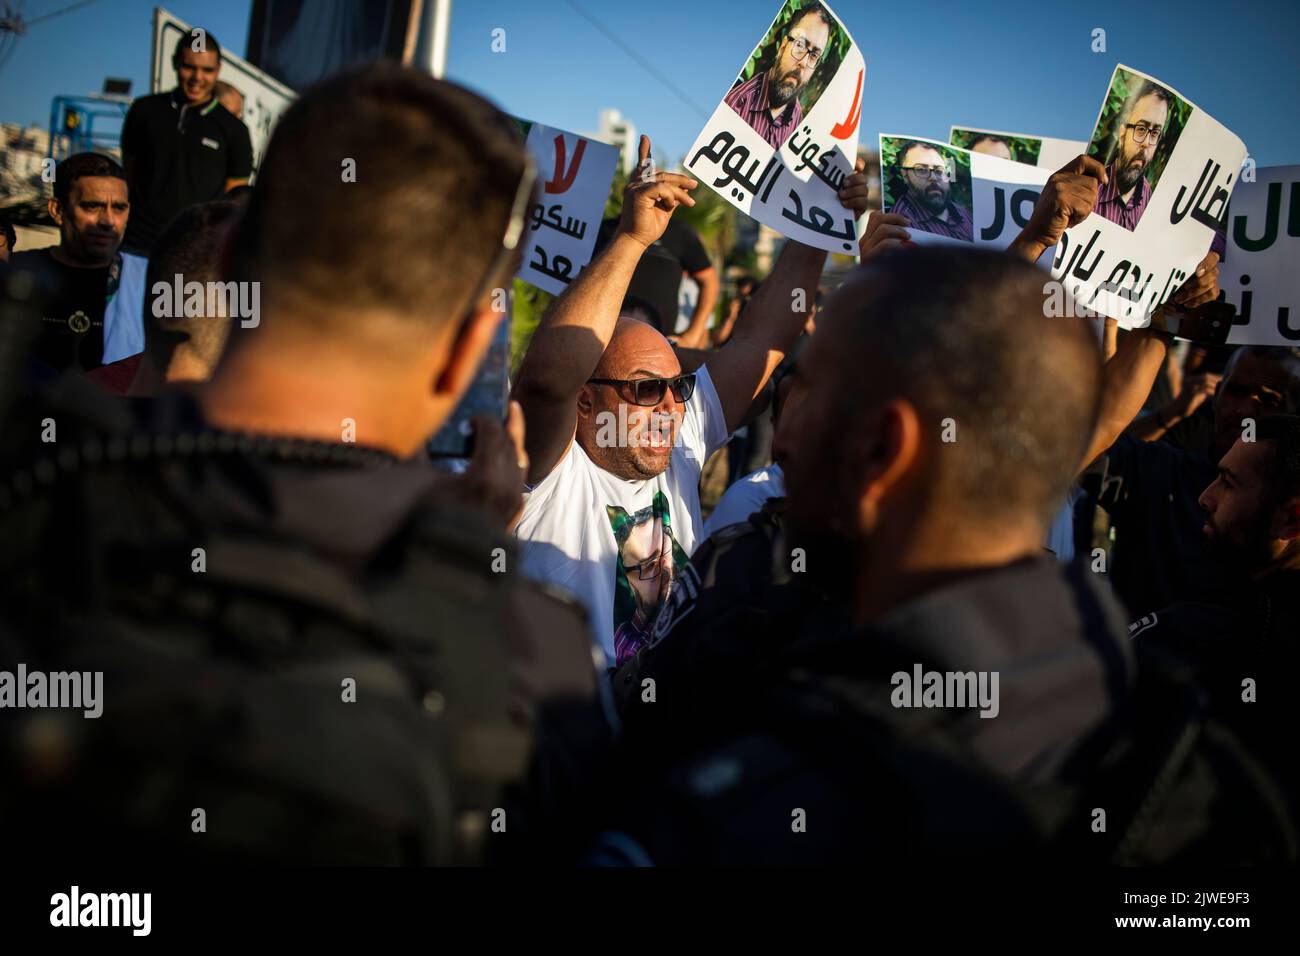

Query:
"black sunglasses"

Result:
[[587, 374, 696, 406]]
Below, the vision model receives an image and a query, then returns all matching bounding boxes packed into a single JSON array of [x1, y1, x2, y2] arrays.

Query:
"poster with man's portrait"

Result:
[[685, 0, 867, 254], [949, 126, 1087, 170], [878, 134, 1051, 253], [725, 0, 851, 151], [1053, 64, 1246, 328], [1085, 68, 1192, 233], [881, 136, 974, 243]]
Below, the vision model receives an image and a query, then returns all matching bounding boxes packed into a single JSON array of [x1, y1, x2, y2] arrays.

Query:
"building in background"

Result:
[[592, 108, 638, 176], [1, 124, 55, 233]]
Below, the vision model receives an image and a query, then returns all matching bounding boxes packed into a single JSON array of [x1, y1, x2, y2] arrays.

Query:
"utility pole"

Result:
[[413, 0, 452, 78]]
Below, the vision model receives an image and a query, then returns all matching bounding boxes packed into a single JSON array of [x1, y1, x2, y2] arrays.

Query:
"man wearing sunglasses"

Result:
[[1094, 81, 1172, 231], [724, 2, 834, 150], [514, 134, 864, 666]]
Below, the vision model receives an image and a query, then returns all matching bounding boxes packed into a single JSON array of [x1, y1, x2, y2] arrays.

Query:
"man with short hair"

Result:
[[134, 199, 243, 389], [724, 2, 833, 150], [215, 80, 244, 120], [1084, 344, 1300, 616], [9, 152, 146, 375], [120, 30, 253, 255], [1134, 415, 1300, 813], [886, 141, 973, 241], [1197, 415, 1300, 572], [1, 64, 598, 865], [1094, 81, 1172, 230]]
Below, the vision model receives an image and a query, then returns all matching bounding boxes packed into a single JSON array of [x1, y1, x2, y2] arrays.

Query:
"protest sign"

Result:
[[152, 8, 295, 175], [879, 134, 1049, 252], [517, 122, 620, 295], [1222, 165, 1300, 345], [1052, 65, 1247, 328], [684, 0, 867, 254], [950, 126, 1086, 170]]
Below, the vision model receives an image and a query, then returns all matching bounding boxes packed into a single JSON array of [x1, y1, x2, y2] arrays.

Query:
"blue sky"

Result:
[[2, 0, 1297, 165]]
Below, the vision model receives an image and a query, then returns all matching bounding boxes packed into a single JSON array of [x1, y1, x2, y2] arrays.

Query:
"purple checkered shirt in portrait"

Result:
[[723, 72, 802, 151], [889, 189, 974, 242], [1095, 160, 1152, 230]]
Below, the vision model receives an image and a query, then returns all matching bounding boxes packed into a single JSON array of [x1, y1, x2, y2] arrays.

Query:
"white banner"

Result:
[[518, 122, 620, 295], [949, 126, 1087, 170], [1222, 165, 1300, 345], [1052, 64, 1246, 328], [684, 0, 866, 254], [152, 7, 296, 175]]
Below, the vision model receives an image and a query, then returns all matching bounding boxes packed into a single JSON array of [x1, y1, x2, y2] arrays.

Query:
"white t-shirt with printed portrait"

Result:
[[515, 365, 730, 668]]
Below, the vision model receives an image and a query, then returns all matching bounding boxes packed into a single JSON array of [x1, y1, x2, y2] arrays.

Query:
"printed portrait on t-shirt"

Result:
[[607, 492, 689, 666]]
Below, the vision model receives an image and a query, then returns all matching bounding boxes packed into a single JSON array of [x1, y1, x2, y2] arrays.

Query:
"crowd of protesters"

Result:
[[0, 28, 1296, 866]]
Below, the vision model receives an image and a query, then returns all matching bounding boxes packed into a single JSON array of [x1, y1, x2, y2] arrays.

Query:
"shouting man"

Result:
[[513, 135, 869, 666]]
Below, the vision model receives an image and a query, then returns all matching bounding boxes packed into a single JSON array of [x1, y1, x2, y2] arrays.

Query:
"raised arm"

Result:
[[1007, 155, 1107, 264], [1082, 323, 1171, 471], [705, 158, 870, 432], [1007, 155, 1222, 470], [1126, 369, 1222, 441], [705, 241, 826, 432], [511, 136, 697, 483]]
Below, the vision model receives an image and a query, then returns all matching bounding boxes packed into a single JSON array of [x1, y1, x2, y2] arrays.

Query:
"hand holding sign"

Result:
[[1010, 155, 1107, 261], [837, 156, 871, 217], [858, 212, 912, 260], [617, 135, 698, 250], [1172, 251, 1220, 310]]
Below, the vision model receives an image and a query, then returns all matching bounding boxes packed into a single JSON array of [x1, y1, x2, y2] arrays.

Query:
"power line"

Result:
[[562, 0, 709, 121], [25, 0, 103, 27], [0, 0, 105, 70]]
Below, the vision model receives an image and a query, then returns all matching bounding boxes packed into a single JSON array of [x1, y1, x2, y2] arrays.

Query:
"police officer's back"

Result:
[[0, 64, 603, 865]]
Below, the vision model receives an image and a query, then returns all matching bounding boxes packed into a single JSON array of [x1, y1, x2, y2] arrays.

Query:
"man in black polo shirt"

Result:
[[9, 152, 147, 377], [121, 30, 252, 256]]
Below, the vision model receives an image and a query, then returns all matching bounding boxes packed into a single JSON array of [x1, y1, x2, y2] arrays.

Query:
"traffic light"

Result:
[[63, 108, 80, 133]]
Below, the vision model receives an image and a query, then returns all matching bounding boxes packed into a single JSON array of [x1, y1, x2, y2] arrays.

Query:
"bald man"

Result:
[[513, 135, 869, 665]]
